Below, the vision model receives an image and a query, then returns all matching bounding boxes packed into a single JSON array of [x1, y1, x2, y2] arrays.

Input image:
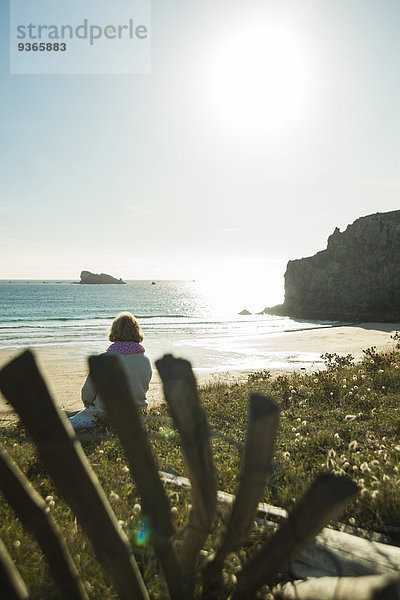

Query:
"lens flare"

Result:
[[134, 518, 150, 547]]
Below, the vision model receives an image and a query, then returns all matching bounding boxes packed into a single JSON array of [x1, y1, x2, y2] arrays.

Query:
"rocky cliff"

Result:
[[266, 210, 400, 322], [79, 271, 126, 284]]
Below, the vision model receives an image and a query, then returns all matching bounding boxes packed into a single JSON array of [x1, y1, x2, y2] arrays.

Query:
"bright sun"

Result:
[[206, 18, 314, 136]]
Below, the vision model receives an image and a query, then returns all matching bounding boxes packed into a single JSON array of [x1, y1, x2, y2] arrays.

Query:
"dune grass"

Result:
[[1, 339, 400, 597]]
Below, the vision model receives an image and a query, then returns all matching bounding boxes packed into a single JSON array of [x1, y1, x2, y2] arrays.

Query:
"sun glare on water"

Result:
[[195, 266, 284, 316]]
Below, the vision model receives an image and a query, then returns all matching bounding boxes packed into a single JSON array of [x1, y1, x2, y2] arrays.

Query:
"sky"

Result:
[[0, 0, 399, 304]]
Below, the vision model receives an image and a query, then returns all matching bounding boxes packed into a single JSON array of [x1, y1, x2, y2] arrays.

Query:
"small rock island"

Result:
[[79, 271, 126, 285]]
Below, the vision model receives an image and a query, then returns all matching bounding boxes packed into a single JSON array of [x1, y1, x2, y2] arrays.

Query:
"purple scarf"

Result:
[[107, 342, 145, 354]]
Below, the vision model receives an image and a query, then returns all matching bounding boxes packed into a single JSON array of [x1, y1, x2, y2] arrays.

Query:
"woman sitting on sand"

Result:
[[69, 312, 152, 430]]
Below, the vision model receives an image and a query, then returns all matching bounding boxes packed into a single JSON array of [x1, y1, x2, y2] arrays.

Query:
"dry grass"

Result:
[[1, 340, 400, 597]]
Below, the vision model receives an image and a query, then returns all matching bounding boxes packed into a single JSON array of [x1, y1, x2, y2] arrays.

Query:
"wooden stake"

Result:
[[0, 445, 88, 600], [0, 538, 30, 600], [156, 355, 217, 590], [89, 353, 186, 600], [0, 350, 149, 600], [203, 395, 279, 599], [232, 473, 359, 599]]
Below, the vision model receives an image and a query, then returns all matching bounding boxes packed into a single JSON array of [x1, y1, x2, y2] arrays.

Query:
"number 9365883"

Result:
[[18, 43, 67, 51]]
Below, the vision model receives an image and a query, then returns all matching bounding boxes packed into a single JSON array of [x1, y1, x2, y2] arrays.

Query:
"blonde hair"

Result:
[[108, 312, 144, 343]]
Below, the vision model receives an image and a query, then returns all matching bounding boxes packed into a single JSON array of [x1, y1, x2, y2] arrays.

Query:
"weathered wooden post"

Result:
[[203, 394, 279, 599], [0, 445, 88, 600], [89, 353, 186, 600], [0, 350, 149, 600], [156, 355, 217, 594], [232, 473, 359, 599], [0, 538, 30, 600]]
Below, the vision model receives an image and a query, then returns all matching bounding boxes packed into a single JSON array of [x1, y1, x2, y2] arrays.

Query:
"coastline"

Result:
[[1, 321, 399, 424]]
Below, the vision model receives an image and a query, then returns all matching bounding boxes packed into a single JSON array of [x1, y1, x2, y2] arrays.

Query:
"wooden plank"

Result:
[[203, 395, 279, 599], [292, 527, 400, 579], [0, 445, 88, 600], [156, 355, 217, 588], [0, 350, 149, 600], [274, 575, 400, 600], [160, 470, 400, 578], [89, 353, 186, 600], [232, 473, 359, 599], [159, 471, 288, 520], [0, 538, 30, 600]]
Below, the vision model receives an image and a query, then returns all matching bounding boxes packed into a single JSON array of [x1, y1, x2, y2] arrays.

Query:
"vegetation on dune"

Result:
[[1, 337, 400, 597]]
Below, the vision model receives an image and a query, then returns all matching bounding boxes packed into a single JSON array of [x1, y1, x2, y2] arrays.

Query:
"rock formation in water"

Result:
[[79, 271, 126, 285], [265, 210, 400, 322]]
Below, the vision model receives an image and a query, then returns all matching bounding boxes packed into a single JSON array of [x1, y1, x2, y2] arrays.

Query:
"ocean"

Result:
[[0, 280, 328, 372]]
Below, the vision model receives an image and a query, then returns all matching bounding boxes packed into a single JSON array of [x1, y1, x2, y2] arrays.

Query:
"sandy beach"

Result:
[[0, 322, 399, 425]]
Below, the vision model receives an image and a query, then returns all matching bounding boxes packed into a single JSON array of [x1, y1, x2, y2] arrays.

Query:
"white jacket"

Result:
[[81, 352, 152, 410]]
